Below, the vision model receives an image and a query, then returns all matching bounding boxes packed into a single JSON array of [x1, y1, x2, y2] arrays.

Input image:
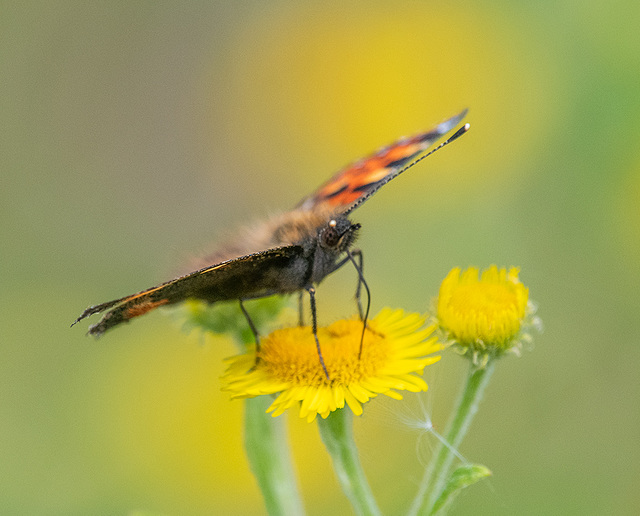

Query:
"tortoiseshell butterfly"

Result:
[[73, 111, 469, 375]]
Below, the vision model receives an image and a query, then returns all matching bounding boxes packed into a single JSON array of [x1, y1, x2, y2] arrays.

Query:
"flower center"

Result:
[[258, 320, 388, 386]]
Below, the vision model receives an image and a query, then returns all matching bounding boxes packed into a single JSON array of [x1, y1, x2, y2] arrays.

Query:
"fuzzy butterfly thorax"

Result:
[[198, 206, 347, 266]]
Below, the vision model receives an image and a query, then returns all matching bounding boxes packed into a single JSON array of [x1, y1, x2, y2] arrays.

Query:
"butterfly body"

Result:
[[74, 111, 468, 337]]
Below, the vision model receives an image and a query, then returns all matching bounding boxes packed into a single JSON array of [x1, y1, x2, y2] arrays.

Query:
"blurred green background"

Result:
[[2, 1, 639, 515]]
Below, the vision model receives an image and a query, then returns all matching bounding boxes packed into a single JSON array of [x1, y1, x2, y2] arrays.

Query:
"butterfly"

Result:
[[73, 111, 469, 376]]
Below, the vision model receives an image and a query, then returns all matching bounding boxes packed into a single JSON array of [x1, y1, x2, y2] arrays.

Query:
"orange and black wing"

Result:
[[297, 110, 468, 214], [73, 245, 306, 336]]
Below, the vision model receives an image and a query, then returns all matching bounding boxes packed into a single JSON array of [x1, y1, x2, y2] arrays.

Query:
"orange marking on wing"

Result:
[[357, 167, 388, 183], [324, 190, 362, 206], [199, 262, 228, 274], [121, 286, 165, 303], [305, 134, 431, 209], [125, 298, 170, 319]]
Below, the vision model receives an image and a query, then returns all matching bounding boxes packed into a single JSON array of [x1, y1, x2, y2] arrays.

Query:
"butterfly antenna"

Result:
[[343, 120, 470, 215], [397, 122, 470, 177]]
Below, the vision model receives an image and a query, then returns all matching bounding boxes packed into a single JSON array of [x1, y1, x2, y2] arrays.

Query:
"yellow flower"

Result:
[[437, 266, 534, 361], [221, 308, 442, 422]]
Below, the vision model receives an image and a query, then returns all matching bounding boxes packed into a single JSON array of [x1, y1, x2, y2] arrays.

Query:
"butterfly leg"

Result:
[[298, 291, 305, 326], [239, 299, 261, 361], [306, 286, 330, 380], [330, 249, 370, 322], [349, 249, 368, 321], [347, 249, 371, 359]]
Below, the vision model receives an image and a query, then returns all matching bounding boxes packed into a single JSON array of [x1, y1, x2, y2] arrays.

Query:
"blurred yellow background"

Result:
[[2, 1, 639, 514]]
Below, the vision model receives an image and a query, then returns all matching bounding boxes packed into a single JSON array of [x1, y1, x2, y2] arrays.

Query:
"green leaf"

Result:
[[179, 296, 293, 346], [430, 464, 491, 515]]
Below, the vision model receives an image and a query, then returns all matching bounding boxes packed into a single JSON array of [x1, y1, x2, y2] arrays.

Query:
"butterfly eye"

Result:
[[321, 226, 340, 248]]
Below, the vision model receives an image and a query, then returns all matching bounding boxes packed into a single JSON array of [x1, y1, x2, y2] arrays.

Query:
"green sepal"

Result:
[[430, 464, 491, 515], [180, 296, 292, 347]]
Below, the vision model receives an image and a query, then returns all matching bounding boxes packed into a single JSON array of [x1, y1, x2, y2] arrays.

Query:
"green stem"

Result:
[[244, 396, 305, 516], [409, 358, 496, 516], [317, 409, 382, 516]]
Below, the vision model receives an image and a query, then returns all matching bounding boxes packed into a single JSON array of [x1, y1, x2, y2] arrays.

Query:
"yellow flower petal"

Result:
[[220, 309, 441, 421]]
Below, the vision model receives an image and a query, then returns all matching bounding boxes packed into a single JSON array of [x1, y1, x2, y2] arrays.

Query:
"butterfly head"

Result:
[[319, 216, 360, 253]]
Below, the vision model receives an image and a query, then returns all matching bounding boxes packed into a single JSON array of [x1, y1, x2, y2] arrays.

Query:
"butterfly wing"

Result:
[[297, 110, 467, 214], [73, 245, 307, 336]]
